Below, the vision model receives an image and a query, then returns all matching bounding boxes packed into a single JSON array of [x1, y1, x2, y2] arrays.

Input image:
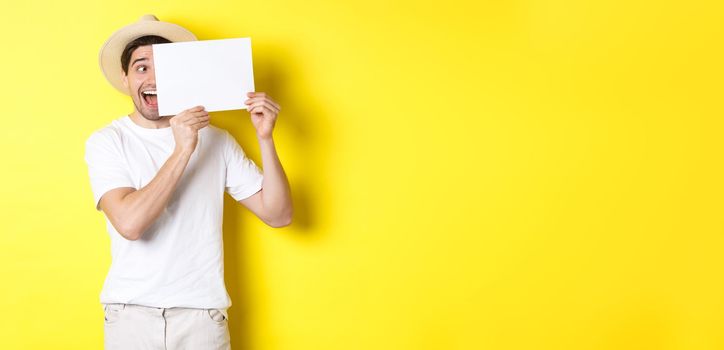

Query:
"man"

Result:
[[85, 15, 292, 349]]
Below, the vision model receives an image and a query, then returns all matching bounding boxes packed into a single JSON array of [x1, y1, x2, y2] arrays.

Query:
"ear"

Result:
[[121, 70, 129, 89]]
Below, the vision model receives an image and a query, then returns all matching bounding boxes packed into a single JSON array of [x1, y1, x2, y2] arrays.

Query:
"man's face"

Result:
[[122, 45, 160, 120]]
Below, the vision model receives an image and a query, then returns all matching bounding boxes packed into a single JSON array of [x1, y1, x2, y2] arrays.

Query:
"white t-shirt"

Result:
[[84, 116, 263, 309]]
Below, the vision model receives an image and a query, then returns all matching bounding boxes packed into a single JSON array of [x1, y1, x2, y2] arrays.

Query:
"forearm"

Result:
[[116, 148, 193, 238], [258, 136, 293, 225]]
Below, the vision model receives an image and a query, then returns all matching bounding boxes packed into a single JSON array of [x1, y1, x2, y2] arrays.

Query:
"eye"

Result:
[[137, 66, 147, 72]]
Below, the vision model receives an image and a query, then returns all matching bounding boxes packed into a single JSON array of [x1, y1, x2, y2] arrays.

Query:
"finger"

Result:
[[245, 97, 280, 111], [191, 111, 210, 119], [248, 105, 269, 116], [174, 110, 206, 123], [248, 105, 277, 116], [181, 111, 209, 121], [266, 98, 280, 110], [245, 97, 267, 106], [250, 105, 279, 118], [188, 115, 210, 124], [191, 119, 210, 129], [177, 106, 205, 118], [248, 101, 279, 114], [248, 104, 263, 114], [244, 94, 280, 108]]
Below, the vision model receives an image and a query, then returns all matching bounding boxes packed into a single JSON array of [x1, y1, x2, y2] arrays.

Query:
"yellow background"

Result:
[[1, 0, 723, 349]]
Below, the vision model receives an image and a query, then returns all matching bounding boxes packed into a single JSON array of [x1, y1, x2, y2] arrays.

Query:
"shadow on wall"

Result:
[[209, 41, 332, 348]]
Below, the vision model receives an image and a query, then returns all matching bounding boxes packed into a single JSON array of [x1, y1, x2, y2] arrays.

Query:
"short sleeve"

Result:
[[84, 131, 136, 210], [224, 131, 264, 201]]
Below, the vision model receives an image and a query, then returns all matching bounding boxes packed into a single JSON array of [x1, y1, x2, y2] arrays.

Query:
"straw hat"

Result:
[[98, 14, 197, 94]]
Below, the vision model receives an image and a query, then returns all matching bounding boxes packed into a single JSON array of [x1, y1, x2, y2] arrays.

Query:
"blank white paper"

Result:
[[153, 38, 255, 116]]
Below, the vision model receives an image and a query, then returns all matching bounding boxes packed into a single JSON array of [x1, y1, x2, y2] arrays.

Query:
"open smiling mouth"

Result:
[[141, 89, 158, 109]]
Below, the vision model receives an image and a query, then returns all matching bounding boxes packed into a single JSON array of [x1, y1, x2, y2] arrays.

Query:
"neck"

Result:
[[129, 110, 170, 129]]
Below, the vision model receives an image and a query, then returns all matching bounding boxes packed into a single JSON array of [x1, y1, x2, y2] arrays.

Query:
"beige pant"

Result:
[[103, 303, 231, 350]]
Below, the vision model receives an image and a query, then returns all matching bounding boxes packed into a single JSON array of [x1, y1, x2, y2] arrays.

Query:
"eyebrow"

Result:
[[131, 57, 148, 66]]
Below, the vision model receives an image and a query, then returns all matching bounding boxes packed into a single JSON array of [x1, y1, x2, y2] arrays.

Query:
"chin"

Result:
[[138, 105, 161, 120], [141, 111, 162, 121], [131, 99, 162, 121]]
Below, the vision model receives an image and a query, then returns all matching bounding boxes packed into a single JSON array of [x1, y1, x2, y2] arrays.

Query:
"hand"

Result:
[[169, 106, 209, 154], [245, 92, 281, 140]]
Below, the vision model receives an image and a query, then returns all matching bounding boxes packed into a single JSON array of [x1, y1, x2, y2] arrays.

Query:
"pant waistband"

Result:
[[102, 303, 228, 319]]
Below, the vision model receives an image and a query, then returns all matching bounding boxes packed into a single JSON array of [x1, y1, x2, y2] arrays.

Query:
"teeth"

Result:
[[142, 90, 157, 95]]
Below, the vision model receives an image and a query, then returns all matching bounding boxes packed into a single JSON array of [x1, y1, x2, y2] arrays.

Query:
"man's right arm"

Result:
[[98, 106, 209, 241], [99, 148, 192, 240]]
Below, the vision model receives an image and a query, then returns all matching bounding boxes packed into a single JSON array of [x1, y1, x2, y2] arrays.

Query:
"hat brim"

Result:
[[99, 21, 197, 95]]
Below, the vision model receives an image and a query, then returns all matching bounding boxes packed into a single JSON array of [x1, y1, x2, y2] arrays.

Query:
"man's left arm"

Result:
[[238, 92, 293, 227]]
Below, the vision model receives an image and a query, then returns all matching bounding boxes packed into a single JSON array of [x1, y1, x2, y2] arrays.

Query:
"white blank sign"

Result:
[[153, 38, 255, 116]]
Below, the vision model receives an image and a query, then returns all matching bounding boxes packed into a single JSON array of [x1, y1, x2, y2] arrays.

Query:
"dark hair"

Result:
[[120, 35, 171, 75]]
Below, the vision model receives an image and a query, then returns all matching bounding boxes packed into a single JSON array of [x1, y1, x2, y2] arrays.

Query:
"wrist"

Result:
[[257, 133, 274, 143], [173, 146, 194, 158]]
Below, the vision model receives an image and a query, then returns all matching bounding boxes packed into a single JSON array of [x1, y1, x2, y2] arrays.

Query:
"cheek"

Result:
[[130, 77, 144, 90]]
